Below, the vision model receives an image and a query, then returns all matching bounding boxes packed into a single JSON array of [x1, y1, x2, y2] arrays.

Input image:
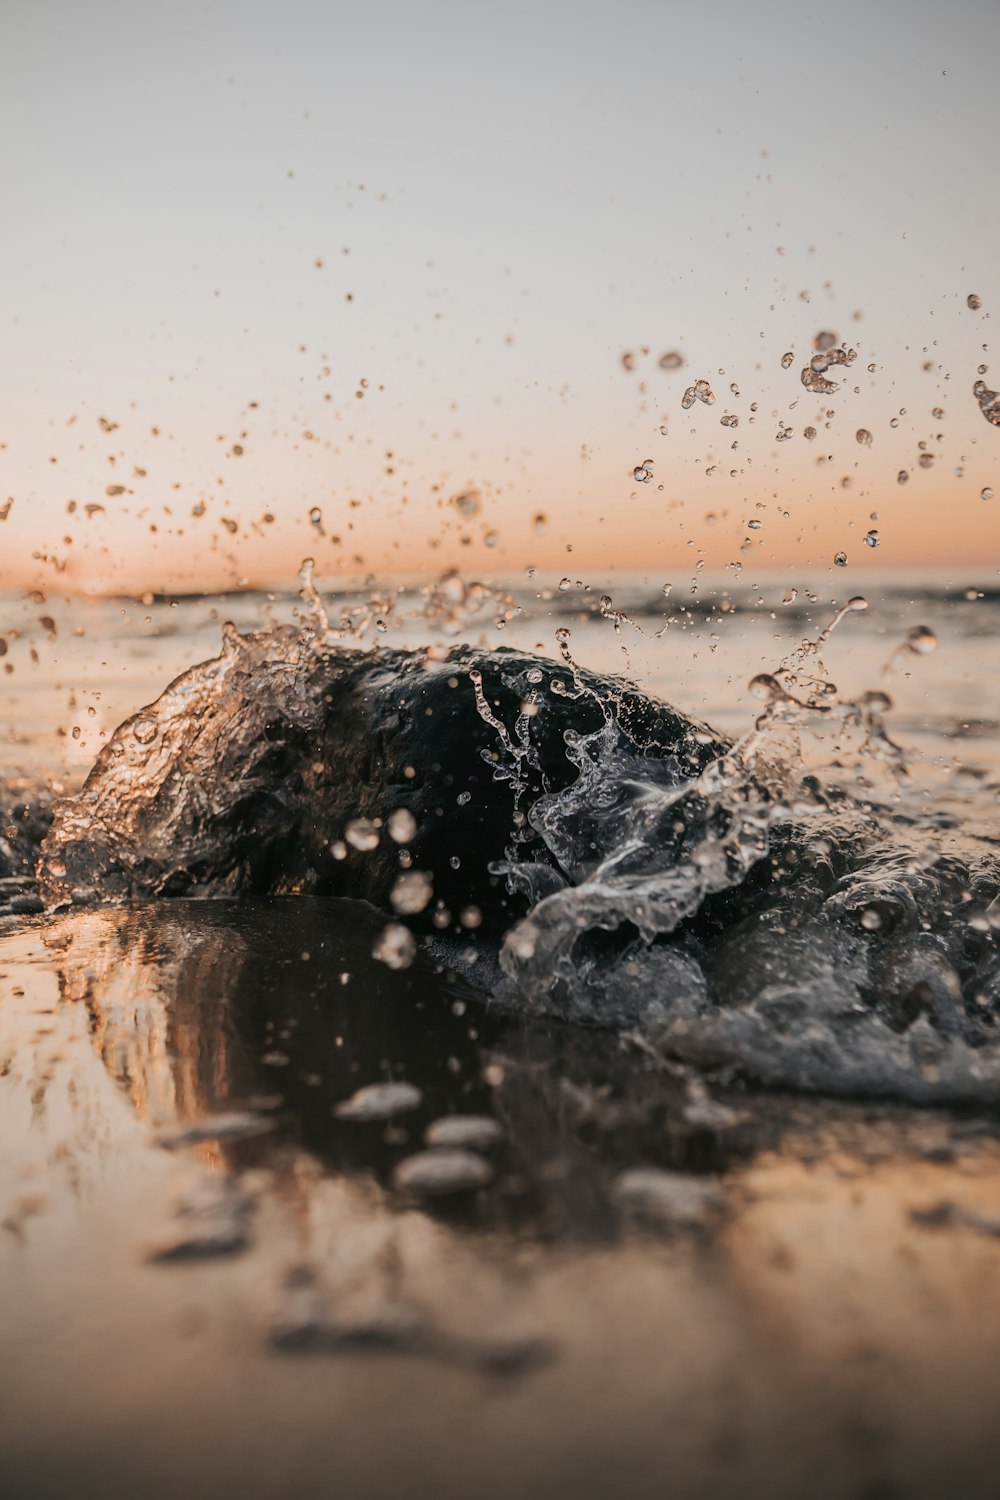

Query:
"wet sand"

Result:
[[3, 899, 1000, 1500]]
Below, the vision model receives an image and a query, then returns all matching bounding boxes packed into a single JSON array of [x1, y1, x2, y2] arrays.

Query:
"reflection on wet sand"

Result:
[[3, 899, 1000, 1498]]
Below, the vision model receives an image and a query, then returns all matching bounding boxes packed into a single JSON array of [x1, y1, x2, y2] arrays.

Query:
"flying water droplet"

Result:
[[982, 487, 994, 501], [390, 870, 434, 915], [387, 808, 417, 843], [781, 352, 794, 370], [345, 818, 380, 851], [748, 673, 782, 701], [451, 489, 482, 518], [967, 293, 983, 310], [834, 552, 848, 567], [864, 530, 879, 548], [906, 625, 937, 655], [372, 924, 417, 970], [973, 379, 1000, 427], [802, 368, 838, 395], [856, 428, 873, 446], [658, 350, 684, 370]]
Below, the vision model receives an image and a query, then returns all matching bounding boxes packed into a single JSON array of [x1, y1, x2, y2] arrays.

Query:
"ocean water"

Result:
[[2, 570, 1000, 1499], [3, 568, 998, 789]]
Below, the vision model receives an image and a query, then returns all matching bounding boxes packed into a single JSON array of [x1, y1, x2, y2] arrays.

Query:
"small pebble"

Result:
[[614, 1168, 725, 1230], [424, 1115, 504, 1152], [153, 1111, 274, 1151], [334, 1081, 423, 1121], [393, 1149, 493, 1196], [145, 1173, 253, 1262]]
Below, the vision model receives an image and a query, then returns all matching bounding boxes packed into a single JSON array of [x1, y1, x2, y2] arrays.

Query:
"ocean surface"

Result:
[[2, 568, 1000, 1499], [3, 568, 998, 794]]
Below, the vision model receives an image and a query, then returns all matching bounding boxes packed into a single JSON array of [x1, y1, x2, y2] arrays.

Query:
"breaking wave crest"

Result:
[[30, 583, 1000, 1105]]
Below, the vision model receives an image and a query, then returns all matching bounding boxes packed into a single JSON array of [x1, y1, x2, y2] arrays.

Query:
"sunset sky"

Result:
[[1, 0, 998, 594]]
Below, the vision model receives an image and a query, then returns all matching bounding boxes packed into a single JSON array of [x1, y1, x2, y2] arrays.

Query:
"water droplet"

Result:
[[387, 808, 417, 843], [906, 625, 937, 655], [856, 428, 873, 447], [847, 596, 868, 611], [621, 351, 636, 372], [982, 487, 994, 501], [861, 689, 892, 712], [371, 923, 417, 970], [897, 470, 909, 485], [658, 350, 683, 370], [451, 489, 481, 518], [834, 552, 848, 567], [801, 368, 838, 395], [133, 717, 157, 744], [864, 530, 879, 548], [309, 507, 323, 527], [967, 293, 983, 310], [748, 673, 782, 700], [813, 330, 838, 351], [390, 870, 433, 915], [973, 379, 1000, 427], [720, 413, 739, 428], [803, 426, 817, 440], [345, 817, 380, 851], [532, 511, 548, 532]]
